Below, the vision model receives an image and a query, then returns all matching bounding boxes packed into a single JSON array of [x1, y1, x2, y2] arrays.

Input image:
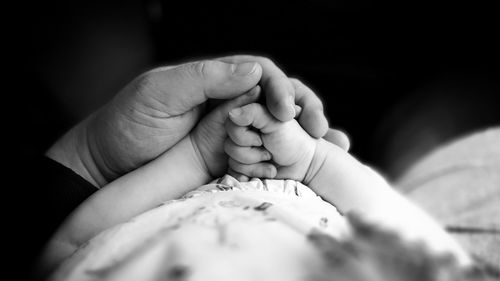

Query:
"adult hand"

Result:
[[219, 56, 350, 150], [47, 55, 349, 187]]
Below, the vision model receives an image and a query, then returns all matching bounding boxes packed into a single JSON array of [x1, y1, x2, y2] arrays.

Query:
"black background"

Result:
[[11, 0, 500, 179], [5, 1, 500, 279]]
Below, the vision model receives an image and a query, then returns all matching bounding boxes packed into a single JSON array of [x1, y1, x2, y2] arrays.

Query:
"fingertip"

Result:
[[267, 164, 277, 179], [299, 109, 329, 138], [238, 174, 250, 182], [228, 107, 244, 121], [254, 136, 263, 146], [228, 104, 255, 126], [222, 86, 261, 124], [262, 149, 272, 161]]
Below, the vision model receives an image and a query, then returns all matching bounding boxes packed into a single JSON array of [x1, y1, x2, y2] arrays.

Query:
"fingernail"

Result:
[[267, 165, 277, 178], [229, 107, 243, 118], [232, 62, 258, 76], [263, 151, 272, 161], [254, 137, 262, 146]]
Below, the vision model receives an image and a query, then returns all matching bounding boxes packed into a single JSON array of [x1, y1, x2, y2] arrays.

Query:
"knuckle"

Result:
[[261, 149, 271, 161], [255, 56, 274, 67], [308, 99, 324, 112], [315, 97, 325, 111], [298, 91, 324, 112], [133, 71, 159, 95], [190, 60, 217, 79], [192, 60, 208, 79], [289, 77, 304, 89], [231, 132, 246, 146]]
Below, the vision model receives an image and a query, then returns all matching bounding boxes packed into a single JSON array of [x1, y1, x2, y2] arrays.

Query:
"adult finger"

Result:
[[218, 55, 296, 121], [206, 86, 262, 123], [290, 78, 329, 138], [324, 128, 351, 151], [130, 59, 262, 116], [228, 158, 277, 179], [224, 138, 272, 164], [228, 103, 281, 134], [225, 120, 262, 146]]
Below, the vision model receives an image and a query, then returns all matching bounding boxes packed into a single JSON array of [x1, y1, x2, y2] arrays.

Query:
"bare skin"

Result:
[[47, 55, 349, 187], [225, 103, 472, 266]]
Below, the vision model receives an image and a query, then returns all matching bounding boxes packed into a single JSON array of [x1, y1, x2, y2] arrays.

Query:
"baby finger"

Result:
[[224, 138, 272, 164], [228, 158, 277, 179], [227, 167, 250, 182], [225, 120, 262, 146]]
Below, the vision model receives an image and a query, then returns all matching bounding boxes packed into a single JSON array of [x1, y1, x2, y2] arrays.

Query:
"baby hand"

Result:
[[224, 103, 318, 181]]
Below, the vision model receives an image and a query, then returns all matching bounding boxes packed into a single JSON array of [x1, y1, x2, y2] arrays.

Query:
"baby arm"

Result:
[[38, 87, 263, 276], [225, 103, 471, 266]]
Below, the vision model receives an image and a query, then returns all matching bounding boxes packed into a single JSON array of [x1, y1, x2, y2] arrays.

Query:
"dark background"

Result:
[[12, 0, 500, 180]]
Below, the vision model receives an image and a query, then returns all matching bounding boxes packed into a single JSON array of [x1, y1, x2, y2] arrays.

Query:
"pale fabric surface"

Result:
[[49, 176, 347, 281], [46, 126, 500, 281], [396, 127, 500, 268]]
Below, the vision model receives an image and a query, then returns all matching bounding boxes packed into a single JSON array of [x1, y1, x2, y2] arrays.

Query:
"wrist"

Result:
[[304, 138, 393, 211], [46, 115, 107, 187], [303, 138, 328, 186], [187, 134, 213, 182]]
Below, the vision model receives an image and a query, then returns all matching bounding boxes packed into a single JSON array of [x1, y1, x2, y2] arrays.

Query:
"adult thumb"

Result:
[[132, 60, 262, 115]]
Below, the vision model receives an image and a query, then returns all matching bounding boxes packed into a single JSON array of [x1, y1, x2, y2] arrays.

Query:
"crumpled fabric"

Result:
[[50, 175, 347, 281]]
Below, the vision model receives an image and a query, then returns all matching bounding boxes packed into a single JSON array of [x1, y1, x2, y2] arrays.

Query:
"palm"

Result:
[[90, 95, 205, 181]]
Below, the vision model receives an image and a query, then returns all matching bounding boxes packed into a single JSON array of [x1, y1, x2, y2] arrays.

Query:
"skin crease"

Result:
[[39, 101, 473, 280], [40, 56, 353, 277], [224, 103, 472, 267], [38, 101, 471, 279], [39, 87, 272, 275]]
